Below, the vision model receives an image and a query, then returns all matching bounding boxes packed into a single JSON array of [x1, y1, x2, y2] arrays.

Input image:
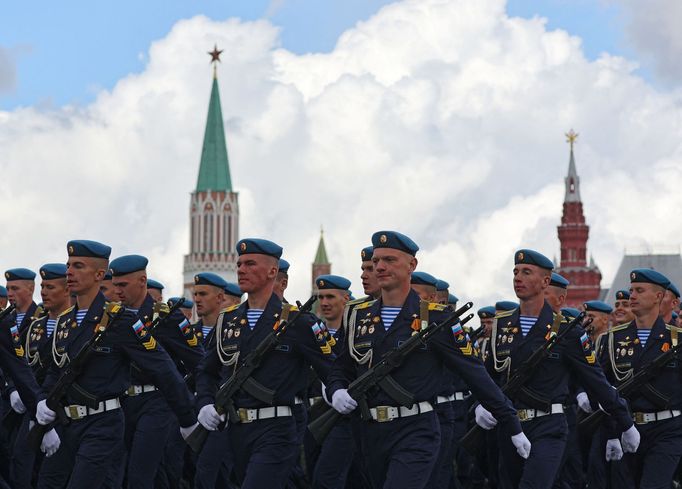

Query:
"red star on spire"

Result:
[[208, 44, 223, 63]]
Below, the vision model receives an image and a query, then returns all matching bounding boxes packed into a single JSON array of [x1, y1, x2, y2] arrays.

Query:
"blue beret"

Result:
[[193, 272, 227, 289], [448, 293, 459, 304], [0, 285, 7, 297], [361, 246, 374, 261], [67, 240, 111, 259], [630, 269, 670, 288], [371, 231, 419, 256], [615, 289, 630, 300], [495, 300, 519, 311], [103, 271, 112, 281], [435, 279, 449, 292], [109, 255, 148, 277], [236, 238, 283, 259], [316, 274, 351, 291], [169, 296, 194, 309], [39, 263, 67, 280], [146, 279, 165, 291], [584, 300, 613, 314], [5, 268, 36, 281], [561, 307, 581, 320], [514, 249, 554, 271], [278, 259, 290, 273], [667, 282, 680, 299], [349, 293, 356, 300], [224, 282, 242, 298], [550, 273, 569, 289], [477, 306, 496, 318], [411, 271, 438, 287]]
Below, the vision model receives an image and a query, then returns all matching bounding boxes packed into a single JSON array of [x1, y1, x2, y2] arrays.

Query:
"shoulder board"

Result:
[[57, 306, 75, 319], [666, 324, 682, 333], [609, 322, 631, 333], [355, 300, 376, 310], [288, 305, 299, 312], [221, 304, 240, 314], [428, 302, 447, 311], [495, 309, 515, 319]]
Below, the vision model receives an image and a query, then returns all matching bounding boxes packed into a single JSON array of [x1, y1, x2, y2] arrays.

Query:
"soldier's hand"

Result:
[[40, 428, 61, 457], [331, 389, 357, 414], [9, 390, 26, 414], [621, 425, 640, 453], [576, 392, 592, 413], [605, 439, 623, 461], [180, 422, 199, 440], [474, 405, 497, 430], [511, 432, 531, 459], [36, 399, 56, 425], [197, 404, 225, 431]]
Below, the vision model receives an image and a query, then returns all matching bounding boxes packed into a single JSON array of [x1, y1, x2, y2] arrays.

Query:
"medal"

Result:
[[227, 329, 233, 339], [361, 326, 367, 336], [373, 317, 380, 323], [508, 335, 514, 344], [234, 329, 241, 338], [628, 347, 634, 356], [368, 325, 375, 334]]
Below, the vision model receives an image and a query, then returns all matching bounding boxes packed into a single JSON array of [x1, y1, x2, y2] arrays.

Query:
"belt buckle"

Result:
[[238, 408, 252, 424], [634, 412, 644, 424], [68, 405, 82, 420], [375, 406, 391, 423], [126, 386, 136, 396], [518, 410, 529, 422]]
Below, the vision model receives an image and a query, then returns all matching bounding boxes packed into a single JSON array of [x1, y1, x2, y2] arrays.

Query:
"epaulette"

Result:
[[58, 306, 75, 319], [289, 305, 300, 312], [347, 297, 370, 306], [495, 309, 515, 319], [609, 322, 631, 333], [220, 304, 240, 314], [354, 300, 376, 310], [666, 323, 682, 333], [428, 302, 447, 311]]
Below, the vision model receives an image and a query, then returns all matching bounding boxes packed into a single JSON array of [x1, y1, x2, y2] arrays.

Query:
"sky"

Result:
[[1, 0, 682, 307]]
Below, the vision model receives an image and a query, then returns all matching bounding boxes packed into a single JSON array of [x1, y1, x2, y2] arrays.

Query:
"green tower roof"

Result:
[[314, 229, 329, 264], [196, 75, 232, 192]]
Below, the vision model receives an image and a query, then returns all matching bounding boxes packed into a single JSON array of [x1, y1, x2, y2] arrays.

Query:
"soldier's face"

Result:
[[660, 290, 679, 317], [372, 249, 417, 292], [66, 257, 107, 295], [410, 284, 436, 302], [544, 286, 566, 311], [513, 265, 549, 300], [6, 280, 34, 310], [318, 289, 349, 323], [481, 317, 494, 337], [586, 311, 609, 335], [274, 272, 288, 300], [237, 254, 277, 294], [361, 261, 380, 297], [41, 279, 70, 312], [99, 280, 116, 301], [0, 297, 7, 309], [112, 272, 147, 307], [612, 298, 634, 325], [194, 285, 224, 318], [629, 283, 663, 316]]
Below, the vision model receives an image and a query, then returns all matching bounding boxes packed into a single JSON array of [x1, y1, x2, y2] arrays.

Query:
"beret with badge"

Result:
[[316, 274, 351, 291], [361, 246, 374, 261], [515, 249, 554, 270], [584, 300, 613, 315], [371, 231, 419, 256], [477, 306, 496, 319], [550, 273, 569, 289], [67, 239, 112, 259], [629, 268, 670, 288], [194, 272, 228, 289], [39, 263, 67, 280], [236, 238, 283, 259], [109, 255, 149, 277], [146, 279, 165, 291], [5, 268, 36, 282], [410, 271, 438, 287], [224, 282, 242, 298], [615, 290, 630, 300]]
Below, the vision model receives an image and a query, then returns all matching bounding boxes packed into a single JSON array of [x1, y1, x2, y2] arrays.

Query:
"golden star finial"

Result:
[[565, 129, 578, 151]]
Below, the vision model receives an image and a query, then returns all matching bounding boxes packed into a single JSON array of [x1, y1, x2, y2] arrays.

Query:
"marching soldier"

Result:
[[193, 272, 227, 344], [435, 279, 449, 304], [35, 240, 197, 489], [222, 282, 243, 309], [661, 282, 680, 325], [193, 238, 335, 488], [583, 301, 613, 347], [109, 254, 204, 489], [359, 246, 381, 300], [274, 258, 289, 301], [327, 231, 529, 489], [169, 296, 195, 321], [146, 278, 164, 302], [4, 268, 38, 340], [484, 249, 638, 489], [99, 271, 115, 301], [612, 290, 635, 326], [546, 272, 569, 312]]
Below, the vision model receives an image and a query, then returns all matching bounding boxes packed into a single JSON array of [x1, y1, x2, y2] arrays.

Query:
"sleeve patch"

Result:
[[311, 321, 334, 354]]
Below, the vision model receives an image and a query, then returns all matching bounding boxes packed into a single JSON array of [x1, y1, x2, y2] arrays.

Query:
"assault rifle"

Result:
[[0, 303, 16, 323], [307, 302, 475, 444], [459, 312, 591, 453], [578, 339, 681, 433], [184, 296, 317, 453]]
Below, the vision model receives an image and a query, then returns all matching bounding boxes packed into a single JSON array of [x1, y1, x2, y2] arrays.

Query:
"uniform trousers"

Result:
[[310, 417, 356, 489], [552, 405, 583, 489], [427, 401, 455, 489], [9, 413, 39, 489], [194, 427, 234, 489], [362, 411, 441, 489]]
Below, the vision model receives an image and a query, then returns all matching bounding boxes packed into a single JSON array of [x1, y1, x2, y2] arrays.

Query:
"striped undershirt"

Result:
[[637, 329, 652, 347], [46, 318, 57, 337], [15, 312, 26, 326], [127, 308, 139, 315], [75, 310, 87, 326], [201, 325, 213, 338], [381, 306, 402, 330], [519, 316, 537, 336], [247, 309, 264, 330], [328, 328, 337, 336]]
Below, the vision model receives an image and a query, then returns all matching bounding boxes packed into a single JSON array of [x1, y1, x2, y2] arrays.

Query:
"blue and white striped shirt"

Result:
[[247, 309, 264, 330], [519, 316, 537, 336], [381, 306, 402, 330], [637, 329, 652, 348], [15, 312, 26, 326], [46, 318, 57, 337], [202, 325, 213, 338], [75, 310, 87, 326]]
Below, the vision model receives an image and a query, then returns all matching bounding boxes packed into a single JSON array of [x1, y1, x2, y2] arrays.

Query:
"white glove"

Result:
[[197, 405, 225, 431], [40, 428, 61, 457], [10, 391, 26, 414], [331, 389, 357, 414], [576, 392, 592, 414], [511, 431, 531, 459], [36, 399, 56, 425], [180, 422, 199, 440], [605, 438, 623, 461], [474, 405, 498, 430], [621, 425, 640, 453]]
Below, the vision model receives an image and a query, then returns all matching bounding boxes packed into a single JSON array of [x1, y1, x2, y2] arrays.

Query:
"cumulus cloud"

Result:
[[1, 0, 682, 309]]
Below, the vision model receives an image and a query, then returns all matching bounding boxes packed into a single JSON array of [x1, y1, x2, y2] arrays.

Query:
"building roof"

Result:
[[196, 76, 232, 192], [605, 253, 682, 304]]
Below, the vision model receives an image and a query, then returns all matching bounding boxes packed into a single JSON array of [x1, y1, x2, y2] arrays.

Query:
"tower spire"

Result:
[[314, 226, 329, 265], [564, 129, 581, 202]]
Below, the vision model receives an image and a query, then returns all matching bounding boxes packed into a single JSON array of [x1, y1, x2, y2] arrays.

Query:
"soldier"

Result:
[[222, 282, 243, 309], [448, 293, 459, 307], [360, 246, 381, 300], [612, 290, 634, 326], [596, 269, 682, 487], [99, 271, 116, 301], [545, 273, 569, 312], [193, 273, 227, 344], [4, 268, 38, 339], [169, 296, 195, 321], [193, 238, 335, 488], [327, 231, 529, 489], [34, 240, 197, 489], [274, 258, 289, 301], [435, 279, 449, 304], [485, 249, 638, 489], [147, 278, 164, 302], [583, 301, 613, 346], [109, 254, 204, 489], [0, 285, 7, 310], [661, 282, 680, 325]]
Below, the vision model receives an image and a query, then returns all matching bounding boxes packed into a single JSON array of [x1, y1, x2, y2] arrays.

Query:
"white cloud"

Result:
[[1, 0, 682, 310]]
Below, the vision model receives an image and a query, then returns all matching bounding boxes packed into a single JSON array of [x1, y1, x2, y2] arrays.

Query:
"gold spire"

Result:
[[565, 128, 578, 152]]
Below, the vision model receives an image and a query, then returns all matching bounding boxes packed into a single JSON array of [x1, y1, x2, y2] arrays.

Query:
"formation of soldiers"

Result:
[[0, 231, 681, 489]]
